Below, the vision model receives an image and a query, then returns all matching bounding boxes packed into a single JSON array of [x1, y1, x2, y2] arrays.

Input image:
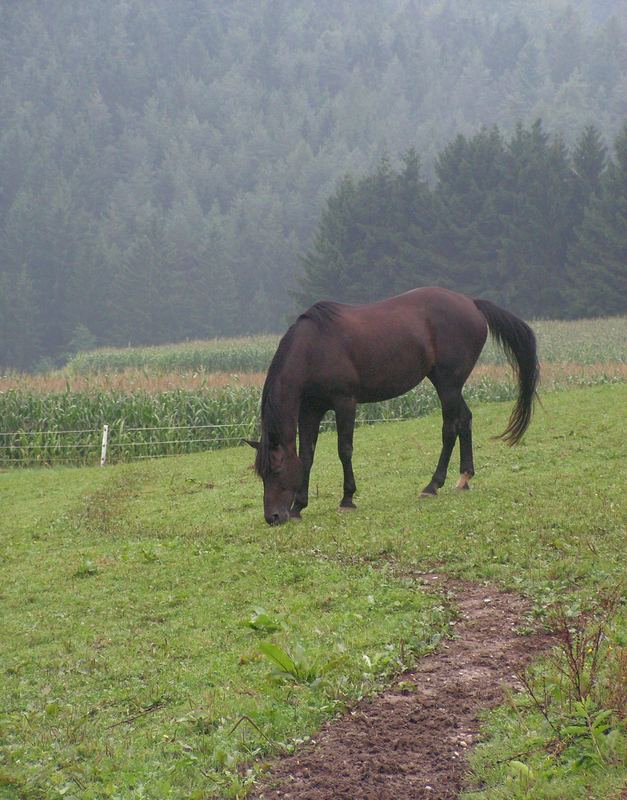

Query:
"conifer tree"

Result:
[[434, 126, 506, 296], [298, 175, 361, 304], [571, 125, 607, 225], [497, 121, 574, 316], [567, 124, 627, 317]]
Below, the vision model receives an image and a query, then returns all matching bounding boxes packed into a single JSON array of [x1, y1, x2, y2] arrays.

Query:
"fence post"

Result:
[[100, 424, 109, 467]]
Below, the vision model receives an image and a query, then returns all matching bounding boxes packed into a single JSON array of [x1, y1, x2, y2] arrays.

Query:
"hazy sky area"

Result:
[[0, 0, 625, 368]]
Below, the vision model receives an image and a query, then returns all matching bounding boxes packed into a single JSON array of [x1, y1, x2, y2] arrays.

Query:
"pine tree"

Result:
[[0, 268, 40, 369], [485, 17, 529, 78], [298, 175, 361, 304], [567, 124, 627, 317], [298, 152, 443, 305], [394, 148, 441, 293], [571, 125, 607, 224], [497, 121, 574, 316], [434, 126, 506, 296]]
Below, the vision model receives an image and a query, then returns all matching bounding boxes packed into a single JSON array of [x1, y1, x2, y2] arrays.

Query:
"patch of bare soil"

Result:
[[251, 574, 553, 800]]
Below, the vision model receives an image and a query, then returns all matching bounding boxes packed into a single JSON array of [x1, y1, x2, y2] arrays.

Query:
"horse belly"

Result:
[[355, 377, 424, 404], [353, 346, 428, 403]]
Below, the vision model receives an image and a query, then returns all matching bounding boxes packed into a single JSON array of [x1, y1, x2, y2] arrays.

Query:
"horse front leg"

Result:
[[291, 402, 325, 519], [335, 397, 357, 509]]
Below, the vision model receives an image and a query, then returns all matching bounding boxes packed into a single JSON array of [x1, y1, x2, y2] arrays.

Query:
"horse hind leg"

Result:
[[420, 388, 460, 497], [421, 366, 477, 496], [455, 398, 474, 491], [335, 397, 357, 509]]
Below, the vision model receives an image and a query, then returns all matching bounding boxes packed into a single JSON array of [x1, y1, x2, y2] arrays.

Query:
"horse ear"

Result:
[[244, 439, 260, 450]]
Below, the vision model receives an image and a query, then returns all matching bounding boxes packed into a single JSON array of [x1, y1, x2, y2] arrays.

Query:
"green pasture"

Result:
[[1, 384, 625, 799], [64, 317, 627, 375]]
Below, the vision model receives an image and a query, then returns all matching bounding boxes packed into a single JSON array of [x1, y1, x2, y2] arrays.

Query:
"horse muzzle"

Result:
[[265, 510, 290, 526]]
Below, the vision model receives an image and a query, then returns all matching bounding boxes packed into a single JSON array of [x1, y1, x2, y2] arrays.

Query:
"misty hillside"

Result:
[[0, 0, 626, 368]]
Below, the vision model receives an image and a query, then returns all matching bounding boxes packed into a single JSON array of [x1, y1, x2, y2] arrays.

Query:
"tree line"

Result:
[[299, 121, 627, 320], [0, 1, 625, 369]]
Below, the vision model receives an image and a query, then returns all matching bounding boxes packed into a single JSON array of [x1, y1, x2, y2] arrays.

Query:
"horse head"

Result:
[[246, 439, 303, 525]]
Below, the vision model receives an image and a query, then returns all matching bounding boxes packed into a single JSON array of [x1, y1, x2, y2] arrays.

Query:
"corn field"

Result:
[[1, 317, 624, 467], [0, 387, 261, 466], [479, 316, 627, 365], [67, 336, 280, 375], [63, 317, 627, 374], [0, 381, 503, 467], [1, 370, 624, 467]]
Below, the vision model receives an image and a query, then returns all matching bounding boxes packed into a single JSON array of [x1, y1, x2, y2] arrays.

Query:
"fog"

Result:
[[0, 0, 625, 369]]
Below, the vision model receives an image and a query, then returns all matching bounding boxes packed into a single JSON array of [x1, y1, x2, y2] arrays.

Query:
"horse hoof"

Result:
[[339, 502, 357, 511], [455, 472, 472, 491], [420, 486, 438, 498]]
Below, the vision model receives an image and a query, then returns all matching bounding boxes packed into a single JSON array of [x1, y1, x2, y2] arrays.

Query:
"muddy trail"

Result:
[[251, 574, 553, 800]]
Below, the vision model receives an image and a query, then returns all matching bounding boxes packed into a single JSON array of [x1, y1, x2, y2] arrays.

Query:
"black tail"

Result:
[[474, 299, 540, 445]]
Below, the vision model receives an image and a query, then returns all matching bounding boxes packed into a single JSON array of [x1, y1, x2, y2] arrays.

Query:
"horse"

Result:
[[247, 286, 539, 525]]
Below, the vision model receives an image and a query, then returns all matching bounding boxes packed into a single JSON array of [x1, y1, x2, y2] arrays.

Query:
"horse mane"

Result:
[[299, 300, 343, 329], [255, 301, 342, 478], [255, 324, 297, 478]]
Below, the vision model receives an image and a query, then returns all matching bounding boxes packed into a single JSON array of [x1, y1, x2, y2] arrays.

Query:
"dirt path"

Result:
[[251, 574, 553, 800]]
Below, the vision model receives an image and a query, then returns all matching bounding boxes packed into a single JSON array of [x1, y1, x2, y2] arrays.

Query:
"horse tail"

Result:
[[473, 299, 540, 445]]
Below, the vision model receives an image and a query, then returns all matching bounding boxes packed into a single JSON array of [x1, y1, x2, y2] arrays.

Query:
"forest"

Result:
[[300, 122, 627, 319], [0, 0, 626, 369]]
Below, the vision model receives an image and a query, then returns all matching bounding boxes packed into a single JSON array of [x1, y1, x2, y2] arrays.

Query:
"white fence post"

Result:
[[100, 424, 109, 466]]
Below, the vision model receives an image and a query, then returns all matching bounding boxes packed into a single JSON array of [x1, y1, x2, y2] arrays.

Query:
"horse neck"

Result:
[[262, 332, 308, 448]]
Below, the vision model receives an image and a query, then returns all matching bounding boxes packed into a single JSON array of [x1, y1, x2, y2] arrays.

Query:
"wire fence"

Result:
[[0, 414, 414, 468], [2, 368, 623, 468]]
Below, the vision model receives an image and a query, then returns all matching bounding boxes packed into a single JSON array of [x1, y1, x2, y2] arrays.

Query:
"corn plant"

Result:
[[67, 335, 280, 374], [63, 317, 626, 375]]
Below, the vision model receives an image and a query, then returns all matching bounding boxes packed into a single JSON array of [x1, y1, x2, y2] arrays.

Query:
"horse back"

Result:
[[300, 287, 487, 402]]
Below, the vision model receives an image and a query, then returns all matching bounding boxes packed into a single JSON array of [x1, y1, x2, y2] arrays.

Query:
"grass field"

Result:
[[1, 384, 625, 799]]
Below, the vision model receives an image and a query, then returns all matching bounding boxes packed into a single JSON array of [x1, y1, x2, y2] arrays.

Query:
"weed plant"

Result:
[[465, 591, 626, 798]]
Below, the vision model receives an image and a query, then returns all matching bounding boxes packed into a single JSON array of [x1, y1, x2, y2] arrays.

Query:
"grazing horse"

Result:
[[247, 287, 539, 525]]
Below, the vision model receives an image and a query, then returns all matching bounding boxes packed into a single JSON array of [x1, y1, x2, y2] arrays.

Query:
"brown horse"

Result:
[[247, 287, 539, 525]]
